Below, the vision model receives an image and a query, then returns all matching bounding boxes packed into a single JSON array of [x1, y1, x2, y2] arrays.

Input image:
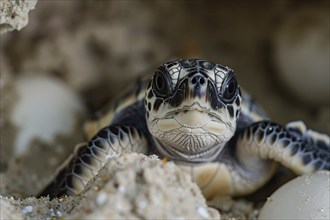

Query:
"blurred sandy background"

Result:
[[2, 0, 329, 126]]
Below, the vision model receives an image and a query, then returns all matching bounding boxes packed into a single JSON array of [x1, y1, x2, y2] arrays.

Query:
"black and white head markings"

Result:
[[144, 59, 241, 162]]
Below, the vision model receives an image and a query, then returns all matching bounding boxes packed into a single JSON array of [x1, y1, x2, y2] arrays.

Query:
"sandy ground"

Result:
[[1, 153, 222, 219]]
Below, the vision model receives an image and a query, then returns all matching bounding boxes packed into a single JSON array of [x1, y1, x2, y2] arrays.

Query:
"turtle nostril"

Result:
[[190, 74, 206, 86], [199, 78, 205, 85]]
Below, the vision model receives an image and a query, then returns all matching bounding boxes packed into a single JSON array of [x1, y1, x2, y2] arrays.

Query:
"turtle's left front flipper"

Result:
[[38, 125, 149, 199], [236, 120, 330, 175]]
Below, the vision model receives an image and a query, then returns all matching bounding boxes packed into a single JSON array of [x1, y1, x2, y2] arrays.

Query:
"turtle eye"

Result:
[[222, 75, 238, 101], [153, 71, 170, 97]]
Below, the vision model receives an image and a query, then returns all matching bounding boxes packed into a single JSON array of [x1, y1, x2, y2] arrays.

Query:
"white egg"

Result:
[[259, 171, 330, 220], [273, 8, 329, 106], [10, 75, 86, 156]]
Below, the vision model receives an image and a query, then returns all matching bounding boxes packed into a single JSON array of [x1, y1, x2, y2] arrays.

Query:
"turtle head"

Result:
[[145, 59, 241, 163]]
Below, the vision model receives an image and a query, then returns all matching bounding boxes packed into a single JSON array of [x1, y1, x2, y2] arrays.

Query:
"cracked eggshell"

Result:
[[259, 171, 330, 220], [9, 75, 86, 157]]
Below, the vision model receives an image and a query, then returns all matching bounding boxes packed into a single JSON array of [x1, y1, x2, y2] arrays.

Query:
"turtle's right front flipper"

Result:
[[38, 125, 148, 199], [212, 120, 330, 196], [236, 120, 330, 174]]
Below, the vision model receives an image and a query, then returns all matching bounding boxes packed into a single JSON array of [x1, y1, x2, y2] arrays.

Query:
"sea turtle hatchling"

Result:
[[40, 59, 330, 199]]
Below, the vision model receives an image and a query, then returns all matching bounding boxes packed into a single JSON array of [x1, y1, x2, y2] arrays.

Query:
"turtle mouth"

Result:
[[164, 102, 223, 123], [153, 102, 232, 137]]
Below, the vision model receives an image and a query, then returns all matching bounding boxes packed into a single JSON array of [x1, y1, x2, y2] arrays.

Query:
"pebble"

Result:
[[22, 205, 33, 214], [96, 191, 108, 205], [197, 206, 210, 219]]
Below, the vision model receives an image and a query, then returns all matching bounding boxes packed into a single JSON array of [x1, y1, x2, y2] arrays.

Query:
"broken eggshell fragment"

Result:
[[9, 75, 86, 157], [6, 75, 86, 158]]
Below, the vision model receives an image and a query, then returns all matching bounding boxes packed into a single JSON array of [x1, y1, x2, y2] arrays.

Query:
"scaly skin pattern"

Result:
[[39, 59, 330, 199]]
